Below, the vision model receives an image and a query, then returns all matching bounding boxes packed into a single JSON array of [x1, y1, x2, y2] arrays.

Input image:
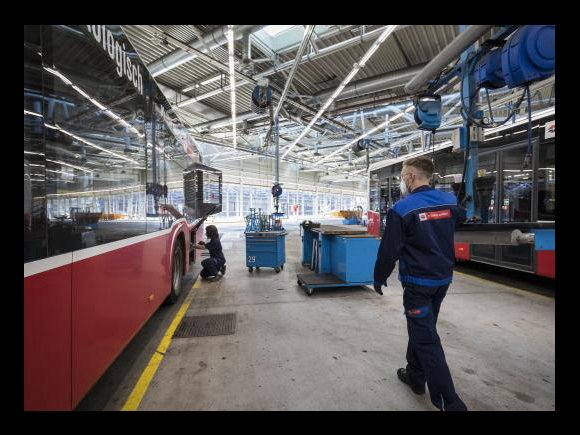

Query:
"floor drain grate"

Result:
[[173, 313, 237, 338]]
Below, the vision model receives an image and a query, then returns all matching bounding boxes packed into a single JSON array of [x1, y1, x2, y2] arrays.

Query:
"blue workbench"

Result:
[[298, 225, 380, 296]]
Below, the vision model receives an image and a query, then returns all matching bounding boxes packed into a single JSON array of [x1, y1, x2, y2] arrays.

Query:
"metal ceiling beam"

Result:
[[273, 25, 315, 121], [157, 83, 226, 120]]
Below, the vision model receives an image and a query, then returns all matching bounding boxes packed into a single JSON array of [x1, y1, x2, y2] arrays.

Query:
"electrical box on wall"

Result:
[[470, 125, 484, 144], [451, 128, 462, 152]]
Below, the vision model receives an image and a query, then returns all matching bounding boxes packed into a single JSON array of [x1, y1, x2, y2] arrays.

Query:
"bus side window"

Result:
[[537, 142, 555, 221], [501, 146, 532, 223], [24, 26, 47, 263]]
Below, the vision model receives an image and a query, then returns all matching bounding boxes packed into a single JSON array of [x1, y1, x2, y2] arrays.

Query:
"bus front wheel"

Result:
[[164, 242, 183, 305]]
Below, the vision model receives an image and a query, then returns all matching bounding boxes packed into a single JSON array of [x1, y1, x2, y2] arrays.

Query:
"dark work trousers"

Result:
[[200, 258, 221, 278], [403, 283, 467, 411]]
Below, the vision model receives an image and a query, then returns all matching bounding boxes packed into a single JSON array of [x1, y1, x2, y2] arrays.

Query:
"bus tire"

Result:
[[164, 242, 183, 305]]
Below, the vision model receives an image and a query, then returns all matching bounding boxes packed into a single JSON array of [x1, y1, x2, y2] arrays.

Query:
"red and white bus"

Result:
[[24, 25, 219, 410]]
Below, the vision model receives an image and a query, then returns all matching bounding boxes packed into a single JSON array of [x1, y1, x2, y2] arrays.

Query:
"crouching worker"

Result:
[[195, 225, 226, 279]]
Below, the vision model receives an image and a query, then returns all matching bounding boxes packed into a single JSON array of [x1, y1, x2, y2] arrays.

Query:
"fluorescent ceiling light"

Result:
[[200, 75, 221, 86], [46, 168, 73, 176], [43, 66, 142, 137], [45, 122, 140, 165], [24, 110, 43, 118], [227, 25, 237, 149], [46, 184, 143, 197], [46, 158, 93, 173], [390, 113, 404, 122], [263, 25, 296, 37]]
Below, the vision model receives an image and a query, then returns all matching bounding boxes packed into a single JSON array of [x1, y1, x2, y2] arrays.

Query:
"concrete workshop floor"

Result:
[[130, 220, 555, 411]]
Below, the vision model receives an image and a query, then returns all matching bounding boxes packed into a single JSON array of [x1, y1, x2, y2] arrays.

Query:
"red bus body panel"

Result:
[[536, 250, 555, 278], [454, 242, 470, 261], [72, 235, 169, 406], [367, 211, 380, 236], [24, 220, 194, 410], [24, 262, 72, 411]]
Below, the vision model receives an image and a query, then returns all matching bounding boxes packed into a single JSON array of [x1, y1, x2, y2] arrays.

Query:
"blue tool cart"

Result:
[[298, 223, 380, 296], [245, 231, 287, 273], [245, 208, 287, 273]]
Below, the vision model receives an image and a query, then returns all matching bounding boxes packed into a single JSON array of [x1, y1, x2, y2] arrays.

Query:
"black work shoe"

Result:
[[397, 368, 425, 395], [220, 265, 226, 275]]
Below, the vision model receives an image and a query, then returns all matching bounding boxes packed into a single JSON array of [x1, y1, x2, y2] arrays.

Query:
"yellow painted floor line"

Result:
[[122, 279, 200, 411]]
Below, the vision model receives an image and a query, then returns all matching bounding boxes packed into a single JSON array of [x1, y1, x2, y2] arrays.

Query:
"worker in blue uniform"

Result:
[[194, 225, 226, 279], [373, 156, 468, 411]]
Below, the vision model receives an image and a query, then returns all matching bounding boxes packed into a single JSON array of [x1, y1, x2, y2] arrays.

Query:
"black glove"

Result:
[[198, 241, 205, 246], [374, 281, 384, 296]]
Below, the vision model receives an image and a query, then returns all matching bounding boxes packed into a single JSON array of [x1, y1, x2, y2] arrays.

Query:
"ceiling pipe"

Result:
[[240, 28, 254, 75], [312, 64, 425, 104], [148, 25, 266, 77], [404, 24, 494, 94]]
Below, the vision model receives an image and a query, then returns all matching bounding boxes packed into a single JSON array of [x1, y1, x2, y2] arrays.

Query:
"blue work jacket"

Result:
[[373, 185, 466, 287]]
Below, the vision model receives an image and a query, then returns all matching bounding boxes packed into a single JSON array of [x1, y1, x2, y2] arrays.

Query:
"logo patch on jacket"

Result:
[[419, 209, 451, 221]]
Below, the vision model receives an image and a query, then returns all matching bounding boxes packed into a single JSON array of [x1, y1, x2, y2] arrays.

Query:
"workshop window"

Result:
[[474, 153, 497, 223], [433, 149, 464, 196], [537, 142, 555, 221], [304, 192, 315, 216], [501, 146, 532, 223], [227, 185, 240, 217]]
